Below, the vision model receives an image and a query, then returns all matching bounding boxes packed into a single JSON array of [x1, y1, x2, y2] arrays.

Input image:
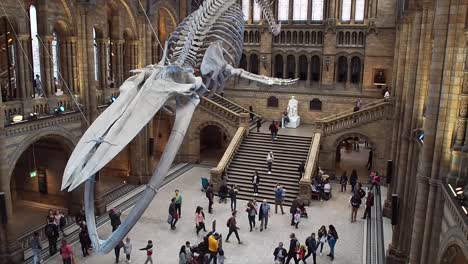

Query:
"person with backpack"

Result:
[[273, 242, 287, 264], [45, 218, 59, 255], [228, 185, 239, 211], [350, 194, 362, 222], [195, 206, 207, 236], [327, 225, 339, 261], [140, 240, 154, 264], [29, 232, 42, 264], [285, 233, 299, 264], [206, 233, 220, 264], [304, 233, 318, 264], [362, 191, 375, 219], [246, 199, 258, 232], [340, 171, 348, 192], [225, 210, 242, 244], [266, 151, 274, 174], [349, 169, 358, 193], [252, 170, 260, 196], [269, 121, 278, 142], [274, 185, 285, 214], [259, 199, 271, 231], [109, 208, 122, 231], [206, 184, 214, 214]]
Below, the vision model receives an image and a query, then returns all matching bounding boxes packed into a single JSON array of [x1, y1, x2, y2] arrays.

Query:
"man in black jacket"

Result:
[[206, 184, 214, 214], [304, 233, 318, 264], [273, 242, 287, 264], [109, 208, 122, 231], [45, 218, 59, 255], [297, 161, 305, 180], [285, 233, 299, 264], [252, 170, 260, 196]]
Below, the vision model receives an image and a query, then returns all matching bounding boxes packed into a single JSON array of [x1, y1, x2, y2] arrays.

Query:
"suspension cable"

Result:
[[136, 0, 163, 51]]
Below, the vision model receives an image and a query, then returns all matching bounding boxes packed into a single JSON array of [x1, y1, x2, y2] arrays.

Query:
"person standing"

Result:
[[273, 242, 287, 264], [266, 151, 274, 174], [256, 118, 262, 132], [206, 233, 220, 264], [124, 237, 132, 263], [79, 228, 91, 257], [355, 98, 362, 110], [59, 239, 74, 264], [206, 184, 214, 214], [362, 191, 375, 219], [225, 211, 242, 244], [174, 189, 183, 218], [340, 171, 348, 192], [179, 245, 187, 264], [367, 149, 373, 170], [195, 206, 207, 236], [169, 197, 179, 230], [228, 184, 239, 211], [350, 193, 362, 222], [55, 210, 66, 236], [114, 240, 124, 263], [327, 225, 339, 261], [293, 209, 301, 229], [109, 208, 122, 231], [34, 74, 44, 97], [349, 169, 358, 193], [290, 198, 300, 226], [274, 185, 285, 214], [252, 171, 260, 196], [246, 199, 258, 232], [285, 233, 299, 264], [45, 218, 59, 255], [29, 232, 42, 264], [259, 199, 271, 231], [249, 106, 255, 121], [269, 121, 278, 142], [304, 233, 318, 264], [140, 240, 154, 264], [384, 89, 391, 102], [297, 161, 305, 180], [317, 225, 327, 256], [371, 172, 381, 190]]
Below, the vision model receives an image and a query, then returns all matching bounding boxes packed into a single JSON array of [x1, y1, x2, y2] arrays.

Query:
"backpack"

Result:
[[358, 189, 366, 199], [226, 218, 231, 228]]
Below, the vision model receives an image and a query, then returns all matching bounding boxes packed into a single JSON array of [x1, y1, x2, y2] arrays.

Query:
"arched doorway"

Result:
[[249, 54, 259, 74], [334, 134, 374, 182], [337, 56, 348, 83], [298, 55, 308, 81], [150, 109, 175, 170], [287, 55, 295, 79], [440, 244, 468, 264], [199, 124, 228, 164], [350, 56, 361, 84], [274, 54, 284, 78]]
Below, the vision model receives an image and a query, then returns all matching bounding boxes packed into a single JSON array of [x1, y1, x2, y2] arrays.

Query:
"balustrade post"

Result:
[[238, 112, 250, 136]]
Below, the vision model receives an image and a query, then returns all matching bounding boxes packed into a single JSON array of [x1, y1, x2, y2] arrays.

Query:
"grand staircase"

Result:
[[225, 132, 312, 205]]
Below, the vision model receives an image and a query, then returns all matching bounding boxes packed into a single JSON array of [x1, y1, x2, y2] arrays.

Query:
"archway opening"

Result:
[[200, 125, 228, 164], [335, 135, 373, 182]]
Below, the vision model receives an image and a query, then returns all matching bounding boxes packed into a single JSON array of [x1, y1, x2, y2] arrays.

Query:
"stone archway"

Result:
[[438, 227, 468, 264], [196, 121, 231, 164], [440, 244, 468, 264]]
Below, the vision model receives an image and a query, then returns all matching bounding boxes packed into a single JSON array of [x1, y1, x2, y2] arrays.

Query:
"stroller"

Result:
[[299, 204, 308, 218], [201, 177, 209, 192]]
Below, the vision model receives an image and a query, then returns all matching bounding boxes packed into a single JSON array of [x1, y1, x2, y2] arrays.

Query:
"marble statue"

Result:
[[285, 96, 301, 128], [287, 96, 298, 117], [60, 0, 296, 255]]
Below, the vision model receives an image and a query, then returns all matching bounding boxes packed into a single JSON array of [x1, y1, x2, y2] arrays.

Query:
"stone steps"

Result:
[[210, 95, 263, 130]]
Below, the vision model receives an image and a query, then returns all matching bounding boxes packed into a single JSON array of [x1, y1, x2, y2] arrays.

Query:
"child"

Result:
[[124, 237, 132, 263], [140, 240, 153, 264], [294, 208, 301, 229], [297, 244, 306, 263]]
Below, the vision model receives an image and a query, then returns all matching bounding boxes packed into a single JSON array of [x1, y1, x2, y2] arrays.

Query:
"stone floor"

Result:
[[46, 166, 365, 264], [336, 145, 371, 182]]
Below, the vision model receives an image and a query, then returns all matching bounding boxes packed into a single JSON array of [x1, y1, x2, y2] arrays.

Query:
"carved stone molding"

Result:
[[5, 112, 82, 137]]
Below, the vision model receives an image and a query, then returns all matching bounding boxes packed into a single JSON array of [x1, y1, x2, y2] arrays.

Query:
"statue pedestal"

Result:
[[285, 116, 300, 128]]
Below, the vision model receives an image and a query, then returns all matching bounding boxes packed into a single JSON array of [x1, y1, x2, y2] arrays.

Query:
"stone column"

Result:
[[96, 39, 108, 90], [40, 36, 54, 96], [351, 0, 356, 23], [283, 59, 287, 79], [306, 58, 312, 86], [295, 56, 300, 79], [328, 0, 337, 20], [15, 35, 29, 99], [68, 37, 79, 94], [288, 0, 293, 24]]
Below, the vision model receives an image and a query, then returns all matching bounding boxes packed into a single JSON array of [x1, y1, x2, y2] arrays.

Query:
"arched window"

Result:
[[52, 32, 59, 80], [239, 54, 247, 70], [341, 0, 352, 22], [311, 31, 317, 44], [352, 32, 357, 45], [0, 17, 16, 101], [242, 0, 250, 21], [305, 32, 310, 44], [311, 55, 320, 82], [351, 56, 361, 84], [250, 54, 259, 74], [286, 31, 291, 43], [93, 28, 98, 81], [338, 32, 344, 44], [318, 32, 323, 45], [280, 31, 285, 43], [286, 55, 295, 79], [293, 0, 308, 21], [253, 1, 261, 22], [292, 31, 297, 44], [345, 32, 350, 45], [249, 31, 254, 43], [310, 98, 322, 110], [298, 31, 304, 44], [274, 54, 284, 78], [29, 5, 41, 78], [243, 31, 248, 43], [278, 0, 289, 21], [267, 96, 279, 107], [355, 0, 365, 21], [298, 55, 308, 81], [337, 56, 348, 83], [311, 0, 324, 21], [358, 32, 364, 45]]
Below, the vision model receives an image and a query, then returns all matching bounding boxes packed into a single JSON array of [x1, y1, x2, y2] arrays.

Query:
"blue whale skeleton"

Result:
[[61, 0, 296, 254]]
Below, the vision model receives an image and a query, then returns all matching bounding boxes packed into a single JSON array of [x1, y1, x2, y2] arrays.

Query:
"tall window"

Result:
[[278, 0, 289, 21], [293, 0, 308, 21], [253, 1, 261, 21], [355, 0, 365, 21], [29, 5, 41, 78], [242, 0, 250, 21], [93, 28, 98, 81], [51, 31, 59, 79], [341, 0, 352, 21], [311, 0, 324, 21]]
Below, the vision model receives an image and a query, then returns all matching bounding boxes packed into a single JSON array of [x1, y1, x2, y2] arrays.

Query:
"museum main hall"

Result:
[[0, 0, 467, 263]]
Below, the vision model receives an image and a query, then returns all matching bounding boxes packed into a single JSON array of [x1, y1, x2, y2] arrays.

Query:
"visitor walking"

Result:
[[259, 199, 271, 231], [304, 233, 318, 264], [297, 244, 306, 263], [252, 170, 260, 196], [267, 151, 274, 174], [168, 197, 179, 230], [290, 198, 300, 226], [297, 161, 305, 180], [225, 210, 242, 244], [317, 225, 327, 256], [124, 237, 132, 263], [249, 106, 255, 121], [34, 74, 44, 97], [367, 149, 373, 170], [350, 169, 358, 193], [293, 208, 301, 229], [362, 191, 375, 219], [109, 208, 122, 231], [140, 240, 154, 264], [195, 206, 207, 235], [269, 121, 278, 142], [29, 232, 42, 264], [340, 171, 348, 192], [228, 184, 239, 211], [274, 184, 285, 214], [246, 199, 258, 232], [59, 239, 74, 264], [206, 184, 214, 214], [384, 89, 391, 102], [327, 225, 339, 261], [114, 240, 124, 263], [371, 172, 381, 190], [256, 118, 262, 132], [350, 193, 362, 222], [55, 210, 66, 236], [174, 189, 183, 218], [179, 245, 187, 264], [78, 227, 91, 257], [206, 233, 220, 264], [274, 242, 288, 264], [45, 218, 59, 255], [355, 98, 362, 110], [285, 233, 299, 264]]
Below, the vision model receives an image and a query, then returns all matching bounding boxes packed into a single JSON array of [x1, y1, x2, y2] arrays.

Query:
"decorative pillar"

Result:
[[295, 56, 300, 79], [15, 35, 29, 99], [306, 58, 312, 86], [40, 36, 54, 96], [68, 37, 79, 94], [283, 58, 287, 79]]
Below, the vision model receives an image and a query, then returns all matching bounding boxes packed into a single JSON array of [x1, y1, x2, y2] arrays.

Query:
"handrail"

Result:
[[211, 93, 262, 118], [317, 99, 388, 122], [210, 127, 246, 188], [201, 96, 241, 117], [366, 186, 386, 264], [299, 133, 321, 204]]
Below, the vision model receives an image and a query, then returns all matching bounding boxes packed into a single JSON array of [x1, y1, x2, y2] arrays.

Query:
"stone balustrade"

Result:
[[299, 133, 321, 205], [200, 97, 243, 127]]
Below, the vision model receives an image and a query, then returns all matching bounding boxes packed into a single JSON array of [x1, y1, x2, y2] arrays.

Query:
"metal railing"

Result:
[[366, 186, 386, 264]]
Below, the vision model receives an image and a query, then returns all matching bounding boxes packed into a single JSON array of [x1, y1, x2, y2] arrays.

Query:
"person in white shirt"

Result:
[[266, 151, 274, 174], [384, 90, 391, 101], [323, 181, 332, 200]]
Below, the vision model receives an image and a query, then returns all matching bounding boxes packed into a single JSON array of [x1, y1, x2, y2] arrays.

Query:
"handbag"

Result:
[[320, 236, 327, 243], [167, 214, 173, 224]]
